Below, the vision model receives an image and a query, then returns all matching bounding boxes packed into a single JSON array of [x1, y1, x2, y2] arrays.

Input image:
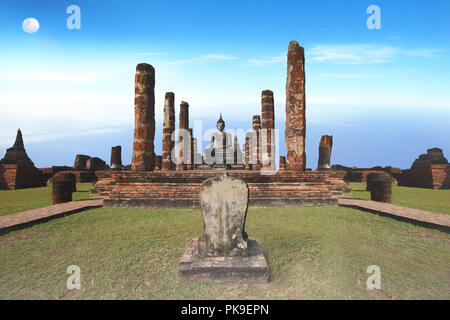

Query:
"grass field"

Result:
[[348, 182, 450, 215], [0, 205, 448, 299], [0, 183, 93, 217]]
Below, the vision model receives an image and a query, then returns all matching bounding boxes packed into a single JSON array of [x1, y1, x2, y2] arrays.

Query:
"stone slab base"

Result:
[[178, 238, 269, 284]]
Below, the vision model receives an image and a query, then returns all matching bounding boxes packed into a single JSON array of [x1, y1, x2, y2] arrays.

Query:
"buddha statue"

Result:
[[203, 114, 233, 168]]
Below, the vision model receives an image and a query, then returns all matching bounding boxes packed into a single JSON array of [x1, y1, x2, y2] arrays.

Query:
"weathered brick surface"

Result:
[[369, 173, 392, 203], [0, 164, 45, 190], [52, 173, 74, 204], [279, 156, 286, 171], [317, 135, 333, 170], [162, 92, 175, 170], [110, 146, 123, 170], [398, 148, 450, 189], [132, 63, 156, 171], [0, 129, 45, 189], [261, 90, 275, 170], [285, 41, 306, 171], [176, 101, 190, 170], [251, 115, 261, 170], [324, 170, 351, 195], [100, 170, 341, 208], [74, 154, 91, 170]]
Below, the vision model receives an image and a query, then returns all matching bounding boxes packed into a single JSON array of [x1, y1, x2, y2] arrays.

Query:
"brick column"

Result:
[[176, 101, 189, 170], [285, 41, 306, 171], [261, 90, 275, 169], [162, 92, 175, 170], [110, 146, 123, 170], [132, 63, 155, 171], [244, 133, 251, 170], [317, 135, 333, 170], [251, 115, 261, 170], [279, 156, 286, 171]]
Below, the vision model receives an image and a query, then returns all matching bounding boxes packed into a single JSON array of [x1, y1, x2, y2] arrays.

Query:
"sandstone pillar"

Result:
[[261, 90, 275, 169], [317, 135, 333, 170], [251, 115, 261, 171], [132, 63, 155, 171], [110, 146, 123, 170], [162, 92, 175, 170], [285, 40, 306, 171], [176, 101, 189, 170]]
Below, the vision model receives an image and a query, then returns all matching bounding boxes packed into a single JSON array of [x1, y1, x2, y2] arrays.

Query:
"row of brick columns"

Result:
[[130, 40, 309, 172]]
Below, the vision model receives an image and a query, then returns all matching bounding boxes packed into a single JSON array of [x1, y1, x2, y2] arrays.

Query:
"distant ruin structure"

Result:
[[0, 129, 45, 190], [399, 148, 450, 189]]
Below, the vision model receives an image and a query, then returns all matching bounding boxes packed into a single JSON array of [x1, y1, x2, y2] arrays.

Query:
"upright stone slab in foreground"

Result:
[[285, 40, 306, 171], [132, 63, 155, 171], [179, 174, 269, 283]]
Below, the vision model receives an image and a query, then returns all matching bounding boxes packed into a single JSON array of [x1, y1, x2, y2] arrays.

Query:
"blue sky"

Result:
[[0, 0, 449, 168]]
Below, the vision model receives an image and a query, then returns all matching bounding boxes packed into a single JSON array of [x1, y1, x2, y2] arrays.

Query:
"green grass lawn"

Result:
[[348, 182, 450, 215], [0, 205, 448, 299], [0, 183, 93, 216]]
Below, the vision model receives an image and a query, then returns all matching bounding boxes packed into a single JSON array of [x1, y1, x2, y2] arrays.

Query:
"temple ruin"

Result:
[[0, 129, 45, 190], [91, 40, 350, 207]]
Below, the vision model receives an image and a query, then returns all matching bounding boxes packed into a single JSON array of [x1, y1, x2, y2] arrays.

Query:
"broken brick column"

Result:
[[285, 41, 306, 171], [110, 146, 123, 170], [317, 135, 333, 170], [155, 155, 162, 170], [251, 115, 261, 171], [370, 174, 393, 203], [176, 101, 189, 170], [51, 173, 75, 204], [261, 90, 275, 170], [162, 92, 175, 170], [132, 63, 155, 171]]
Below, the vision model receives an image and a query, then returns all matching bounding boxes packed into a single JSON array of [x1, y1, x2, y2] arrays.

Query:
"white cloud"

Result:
[[247, 55, 285, 66], [306, 44, 441, 64], [166, 54, 238, 64]]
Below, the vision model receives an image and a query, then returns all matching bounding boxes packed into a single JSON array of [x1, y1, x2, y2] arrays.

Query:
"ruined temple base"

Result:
[[96, 170, 342, 208], [178, 238, 269, 284]]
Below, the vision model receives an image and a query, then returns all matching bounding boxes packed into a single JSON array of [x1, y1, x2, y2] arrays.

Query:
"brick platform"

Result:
[[93, 170, 343, 208]]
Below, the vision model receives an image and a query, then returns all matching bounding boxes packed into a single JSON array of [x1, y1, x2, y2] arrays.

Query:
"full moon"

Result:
[[22, 17, 40, 33]]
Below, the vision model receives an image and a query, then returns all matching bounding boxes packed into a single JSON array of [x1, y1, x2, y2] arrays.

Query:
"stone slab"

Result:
[[178, 238, 269, 283]]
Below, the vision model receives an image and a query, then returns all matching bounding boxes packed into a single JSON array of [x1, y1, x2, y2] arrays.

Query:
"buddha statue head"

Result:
[[216, 113, 225, 132]]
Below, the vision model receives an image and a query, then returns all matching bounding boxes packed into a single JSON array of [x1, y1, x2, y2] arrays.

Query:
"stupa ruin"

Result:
[[0, 129, 45, 190]]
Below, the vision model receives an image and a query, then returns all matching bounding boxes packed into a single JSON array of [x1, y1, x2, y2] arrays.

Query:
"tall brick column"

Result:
[[162, 92, 175, 170], [176, 101, 189, 170], [132, 63, 155, 171], [244, 133, 251, 170], [251, 115, 261, 170], [317, 135, 333, 170], [261, 90, 275, 169], [285, 41, 306, 171]]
